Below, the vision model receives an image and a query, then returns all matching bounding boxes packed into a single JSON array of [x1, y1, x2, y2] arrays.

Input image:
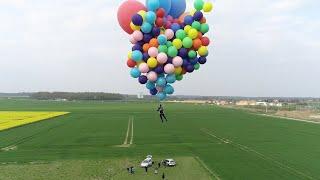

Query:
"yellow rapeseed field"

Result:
[[0, 111, 69, 131]]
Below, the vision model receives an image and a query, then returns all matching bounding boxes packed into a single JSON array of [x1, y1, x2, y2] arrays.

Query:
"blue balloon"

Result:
[[146, 81, 156, 90], [157, 35, 167, 45], [138, 75, 148, 84], [141, 22, 153, 33], [156, 77, 167, 87], [145, 11, 157, 24], [166, 74, 176, 83], [146, 0, 160, 11], [164, 85, 174, 94], [159, 0, 171, 14], [171, 23, 181, 32], [150, 88, 158, 95], [130, 68, 141, 78], [157, 92, 167, 100], [168, 0, 186, 18], [184, 15, 194, 25], [131, 50, 143, 62]]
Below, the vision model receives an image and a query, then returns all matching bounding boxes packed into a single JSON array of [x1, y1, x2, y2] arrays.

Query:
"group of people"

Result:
[[127, 162, 166, 179]]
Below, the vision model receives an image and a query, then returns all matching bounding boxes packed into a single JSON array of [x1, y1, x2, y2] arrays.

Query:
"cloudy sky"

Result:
[[0, 0, 319, 97]]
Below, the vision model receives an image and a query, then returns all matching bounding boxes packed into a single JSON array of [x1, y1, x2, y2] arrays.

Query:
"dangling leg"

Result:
[[160, 114, 164, 123], [163, 114, 167, 122]]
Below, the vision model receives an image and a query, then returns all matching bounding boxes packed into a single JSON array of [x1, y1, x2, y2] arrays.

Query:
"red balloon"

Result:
[[201, 37, 210, 46], [156, 8, 165, 18], [127, 59, 136, 68], [155, 18, 164, 27], [117, 0, 146, 34]]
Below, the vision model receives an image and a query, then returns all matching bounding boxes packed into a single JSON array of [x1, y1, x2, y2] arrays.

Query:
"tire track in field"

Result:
[[194, 156, 221, 180], [119, 116, 134, 147], [200, 128, 316, 180]]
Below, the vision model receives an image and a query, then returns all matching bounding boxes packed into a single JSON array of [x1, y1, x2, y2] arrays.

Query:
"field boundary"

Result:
[[200, 128, 315, 180], [256, 113, 320, 124], [194, 156, 221, 180]]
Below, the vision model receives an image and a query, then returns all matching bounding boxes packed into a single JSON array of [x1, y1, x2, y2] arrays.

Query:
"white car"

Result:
[[162, 159, 176, 167], [140, 157, 153, 167]]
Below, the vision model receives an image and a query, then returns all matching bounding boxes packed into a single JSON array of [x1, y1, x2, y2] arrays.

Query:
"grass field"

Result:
[[0, 99, 320, 179], [0, 111, 69, 131]]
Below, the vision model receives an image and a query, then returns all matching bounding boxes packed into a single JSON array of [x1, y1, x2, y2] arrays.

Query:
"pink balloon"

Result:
[[165, 29, 174, 40], [164, 64, 175, 74], [148, 47, 159, 57], [147, 71, 158, 82], [132, 31, 143, 41], [172, 56, 183, 67], [139, 63, 149, 73], [117, 0, 146, 34], [156, 86, 163, 92], [129, 35, 137, 44], [157, 53, 168, 64]]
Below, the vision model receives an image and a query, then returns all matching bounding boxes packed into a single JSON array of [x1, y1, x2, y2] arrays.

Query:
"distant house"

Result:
[[256, 101, 268, 106], [236, 100, 256, 106]]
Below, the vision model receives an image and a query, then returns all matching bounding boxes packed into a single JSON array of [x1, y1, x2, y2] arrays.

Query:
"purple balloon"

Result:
[[166, 57, 173, 64], [132, 14, 143, 26], [198, 57, 207, 64], [178, 48, 188, 58], [143, 34, 153, 43], [143, 53, 150, 62], [182, 59, 189, 67], [150, 88, 158, 95], [154, 65, 164, 74], [186, 64, 195, 73], [184, 15, 194, 25], [193, 11, 203, 21], [152, 27, 161, 37], [138, 75, 148, 84], [136, 40, 145, 46], [132, 44, 143, 52]]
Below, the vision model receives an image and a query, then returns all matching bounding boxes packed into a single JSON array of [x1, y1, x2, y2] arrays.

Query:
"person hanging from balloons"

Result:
[[117, 0, 214, 102], [157, 104, 167, 123]]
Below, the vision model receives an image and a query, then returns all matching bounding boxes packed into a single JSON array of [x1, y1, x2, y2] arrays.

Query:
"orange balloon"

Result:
[[200, 17, 207, 24], [143, 43, 150, 52], [197, 32, 203, 39], [149, 38, 159, 47], [178, 12, 190, 24], [193, 39, 202, 50]]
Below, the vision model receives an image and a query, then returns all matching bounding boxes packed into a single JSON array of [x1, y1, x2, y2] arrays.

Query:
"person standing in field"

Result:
[[162, 172, 165, 180], [157, 104, 167, 123]]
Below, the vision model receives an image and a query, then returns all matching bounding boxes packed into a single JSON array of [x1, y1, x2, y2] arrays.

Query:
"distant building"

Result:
[[137, 92, 144, 99], [236, 100, 256, 106]]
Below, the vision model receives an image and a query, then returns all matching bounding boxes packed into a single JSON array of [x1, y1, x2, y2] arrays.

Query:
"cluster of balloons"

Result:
[[117, 0, 214, 100]]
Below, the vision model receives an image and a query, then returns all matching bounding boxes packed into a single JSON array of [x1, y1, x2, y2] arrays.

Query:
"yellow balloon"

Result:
[[130, 22, 140, 31], [188, 28, 198, 39], [128, 51, 132, 59], [138, 10, 146, 21], [175, 67, 182, 75], [147, 57, 158, 68], [172, 39, 183, 49], [190, 9, 196, 16], [198, 46, 208, 56], [203, 2, 214, 12], [184, 25, 192, 34]]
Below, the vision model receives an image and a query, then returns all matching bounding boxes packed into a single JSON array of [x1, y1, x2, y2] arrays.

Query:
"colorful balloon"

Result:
[[146, 0, 160, 11], [168, 0, 186, 18], [117, 0, 146, 34]]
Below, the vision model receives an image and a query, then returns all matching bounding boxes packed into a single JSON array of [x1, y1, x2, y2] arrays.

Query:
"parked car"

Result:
[[162, 159, 176, 167], [140, 155, 153, 167]]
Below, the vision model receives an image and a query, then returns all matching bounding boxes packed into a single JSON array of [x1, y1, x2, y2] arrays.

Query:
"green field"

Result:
[[1, 99, 320, 179]]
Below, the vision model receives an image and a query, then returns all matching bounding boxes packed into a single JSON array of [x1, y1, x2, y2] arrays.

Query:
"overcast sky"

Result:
[[0, 0, 319, 97]]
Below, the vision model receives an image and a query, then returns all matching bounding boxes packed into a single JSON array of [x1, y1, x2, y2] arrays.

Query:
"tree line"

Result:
[[31, 92, 124, 101]]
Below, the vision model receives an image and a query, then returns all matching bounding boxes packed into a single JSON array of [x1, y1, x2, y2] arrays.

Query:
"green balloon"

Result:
[[158, 45, 168, 53], [194, 63, 200, 70], [176, 74, 183, 81], [168, 46, 178, 57], [176, 29, 186, 40], [182, 37, 193, 48], [166, 41, 173, 47], [188, 50, 197, 59], [200, 23, 209, 34], [192, 21, 201, 31], [194, 0, 204, 11]]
